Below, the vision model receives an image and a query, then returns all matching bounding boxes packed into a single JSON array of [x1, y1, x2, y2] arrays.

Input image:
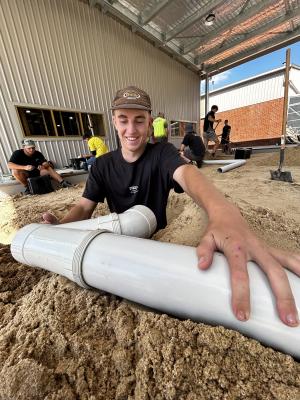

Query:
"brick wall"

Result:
[[200, 97, 284, 146]]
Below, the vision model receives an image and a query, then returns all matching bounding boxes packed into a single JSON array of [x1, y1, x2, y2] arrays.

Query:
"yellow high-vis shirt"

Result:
[[153, 117, 168, 138], [88, 136, 108, 158]]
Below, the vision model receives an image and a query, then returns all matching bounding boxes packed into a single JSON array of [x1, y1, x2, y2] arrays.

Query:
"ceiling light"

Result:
[[204, 13, 215, 26]]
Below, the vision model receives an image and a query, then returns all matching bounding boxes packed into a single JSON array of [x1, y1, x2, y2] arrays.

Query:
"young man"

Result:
[[221, 120, 231, 153], [8, 139, 72, 194], [180, 123, 205, 168], [203, 105, 221, 156], [82, 132, 108, 167], [43, 86, 300, 328], [152, 112, 168, 143]]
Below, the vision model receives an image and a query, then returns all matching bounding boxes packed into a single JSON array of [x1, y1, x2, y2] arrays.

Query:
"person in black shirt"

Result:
[[221, 120, 231, 153], [180, 124, 205, 168], [8, 139, 72, 194], [43, 85, 299, 329], [203, 105, 222, 156]]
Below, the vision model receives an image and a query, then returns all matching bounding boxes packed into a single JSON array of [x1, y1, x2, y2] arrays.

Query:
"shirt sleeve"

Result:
[[82, 158, 106, 203]]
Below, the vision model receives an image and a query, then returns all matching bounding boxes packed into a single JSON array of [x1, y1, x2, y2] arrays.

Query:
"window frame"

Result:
[[15, 105, 107, 140]]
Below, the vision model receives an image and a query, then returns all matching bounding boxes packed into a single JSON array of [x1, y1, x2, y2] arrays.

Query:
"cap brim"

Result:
[[110, 104, 152, 111]]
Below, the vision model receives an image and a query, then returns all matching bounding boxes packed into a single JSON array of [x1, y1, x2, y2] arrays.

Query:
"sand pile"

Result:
[[250, 146, 300, 167], [0, 150, 299, 399]]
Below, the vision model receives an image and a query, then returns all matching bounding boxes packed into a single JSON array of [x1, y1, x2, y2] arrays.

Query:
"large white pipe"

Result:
[[11, 225, 300, 359], [203, 159, 246, 173], [55, 205, 157, 238]]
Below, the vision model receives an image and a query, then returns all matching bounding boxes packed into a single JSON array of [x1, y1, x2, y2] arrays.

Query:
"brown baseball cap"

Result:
[[111, 86, 152, 111]]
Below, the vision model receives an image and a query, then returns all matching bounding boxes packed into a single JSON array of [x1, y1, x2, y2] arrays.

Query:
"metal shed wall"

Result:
[[206, 73, 285, 114], [0, 0, 199, 174], [200, 66, 300, 118]]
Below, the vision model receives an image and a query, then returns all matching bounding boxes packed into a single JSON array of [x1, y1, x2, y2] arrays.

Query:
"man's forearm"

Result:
[[174, 165, 237, 217], [7, 162, 26, 170], [59, 203, 94, 224]]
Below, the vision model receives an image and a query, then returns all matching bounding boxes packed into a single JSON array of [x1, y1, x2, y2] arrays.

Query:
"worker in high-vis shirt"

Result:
[[82, 132, 108, 168], [152, 112, 168, 143]]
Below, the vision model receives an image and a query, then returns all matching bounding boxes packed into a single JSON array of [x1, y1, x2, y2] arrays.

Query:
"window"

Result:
[[16, 106, 105, 138], [170, 121, 197, 137]]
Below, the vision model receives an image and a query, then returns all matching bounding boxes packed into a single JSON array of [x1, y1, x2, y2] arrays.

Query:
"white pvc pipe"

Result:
[[203, 159, 246, 173], [11, 225, 300, 359], [55, 205, 157, 238]]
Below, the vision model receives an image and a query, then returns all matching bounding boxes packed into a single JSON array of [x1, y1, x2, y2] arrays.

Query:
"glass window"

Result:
[[61, 111, 80, 136], [18, 108, 48, 136], [53, 111, 64, 136], [17, 106, 105, 139]]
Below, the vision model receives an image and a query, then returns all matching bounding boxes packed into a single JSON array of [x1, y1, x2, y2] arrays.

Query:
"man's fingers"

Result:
[[224, 243, 250, 321], [196, 232, 217, 270], [253, 252, 299, 327], [42, 212, 58, 225], [269, 247, 300, 277]]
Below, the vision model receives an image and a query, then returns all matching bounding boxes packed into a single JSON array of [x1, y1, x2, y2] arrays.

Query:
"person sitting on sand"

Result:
[[82, 132, 108, 168], [43, 85, 300, 328], [8, 139, 73, 195]]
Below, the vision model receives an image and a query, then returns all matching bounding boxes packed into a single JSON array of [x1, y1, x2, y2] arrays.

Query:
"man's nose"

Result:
[[127, 122, 136, 134]]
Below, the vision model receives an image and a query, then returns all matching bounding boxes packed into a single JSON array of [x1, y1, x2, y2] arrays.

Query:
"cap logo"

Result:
[[123, 91, 141, 100]]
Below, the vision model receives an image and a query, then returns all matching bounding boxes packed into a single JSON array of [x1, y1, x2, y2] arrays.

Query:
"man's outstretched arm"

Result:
[[173, 164, 300, 327], [43, 197, 97, 224]]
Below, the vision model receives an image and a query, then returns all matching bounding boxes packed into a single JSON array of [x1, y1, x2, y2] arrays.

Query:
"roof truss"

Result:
[[89, 0, 300, 77]]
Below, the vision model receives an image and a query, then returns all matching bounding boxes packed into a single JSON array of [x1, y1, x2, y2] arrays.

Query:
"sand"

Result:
[[0, 148, 299, 399]]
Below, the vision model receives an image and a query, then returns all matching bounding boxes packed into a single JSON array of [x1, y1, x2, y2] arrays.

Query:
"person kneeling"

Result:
[[7, 139, 72, 194], [179, 124, 205, 168]]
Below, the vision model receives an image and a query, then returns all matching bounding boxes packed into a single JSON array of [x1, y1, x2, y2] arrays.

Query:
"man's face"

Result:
[[112, 109, 152, 155], [23, 146, 36, 156]]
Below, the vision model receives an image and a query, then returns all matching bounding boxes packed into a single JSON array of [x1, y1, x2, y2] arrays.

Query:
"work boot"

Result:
[[60, 180, 73, 188]]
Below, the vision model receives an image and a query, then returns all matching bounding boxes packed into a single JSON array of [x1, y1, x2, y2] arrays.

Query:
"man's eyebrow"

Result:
[[117, 114, 146, 119]]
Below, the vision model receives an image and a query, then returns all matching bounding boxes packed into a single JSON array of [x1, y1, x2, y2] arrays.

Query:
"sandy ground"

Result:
[[0, 148, 299, 399]]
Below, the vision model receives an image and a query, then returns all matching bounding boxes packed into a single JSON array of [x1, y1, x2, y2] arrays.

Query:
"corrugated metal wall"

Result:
[[0, 0, 199, 174]]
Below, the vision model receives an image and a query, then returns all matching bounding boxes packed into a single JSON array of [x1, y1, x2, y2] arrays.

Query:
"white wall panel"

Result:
[[207, 74, 284, 113], [0, 0, 199, 174]]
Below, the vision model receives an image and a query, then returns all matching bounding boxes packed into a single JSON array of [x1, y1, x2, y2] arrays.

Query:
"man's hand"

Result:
[[25, 165, 35, 171], [196, 208, 300, 327], [42, 212, 59, 224], [173, 164, 300, 327]]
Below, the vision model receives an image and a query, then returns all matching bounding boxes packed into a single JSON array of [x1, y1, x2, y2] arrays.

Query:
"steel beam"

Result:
[[165, 0, 224, 42], [139, 0, 174, 25], [183, 0, 274, 54], [205, 27, 300, 76], [197, 7, 300, 64]]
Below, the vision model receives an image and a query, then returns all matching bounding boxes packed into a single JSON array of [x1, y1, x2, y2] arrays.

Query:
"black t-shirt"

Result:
[[182, 133, 205, 157], [83, 142, 187, 230], [222, 125, 231, 140], [203, 111, 215, 132], [9, 149, 46, 168]]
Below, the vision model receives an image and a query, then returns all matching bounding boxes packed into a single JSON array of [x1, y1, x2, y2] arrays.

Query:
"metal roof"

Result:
[[86, 0, 300, 78]]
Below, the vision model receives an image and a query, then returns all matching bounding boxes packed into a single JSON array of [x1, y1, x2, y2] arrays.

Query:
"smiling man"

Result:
[[43, 86, 300, 327]]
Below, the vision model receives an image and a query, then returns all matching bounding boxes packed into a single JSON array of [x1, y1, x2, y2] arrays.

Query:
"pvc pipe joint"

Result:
[[56, 204, 157, 238]]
